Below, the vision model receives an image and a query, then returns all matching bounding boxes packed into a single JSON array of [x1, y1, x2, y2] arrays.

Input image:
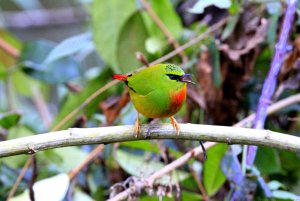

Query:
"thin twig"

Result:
[[28, 155, 37, 201], [107, 142, 215, 201], [136, 52, 150, 67], [140, 0, 188, 64], [0, 37, 19, 58], [32, 88, 52, 129], [6, 156, 33, 201], [189, 166, 209, 201], [68, 144, 105, 180]]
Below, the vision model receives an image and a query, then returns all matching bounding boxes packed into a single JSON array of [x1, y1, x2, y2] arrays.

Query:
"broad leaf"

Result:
[[272, 190, 298, 200], [116, 149, 189, 185], [203, 144, 228, 196], [44, 32, 93, 64], [255, 147, 283, 175], [141, 0, 182, 39], [51, 68, 113, 130], [117, 12, 149, 73], [92, 0, 136, 73], [0, 112, 20, 129], [20, 40, 81, 84], [208, 39, 222, 87]]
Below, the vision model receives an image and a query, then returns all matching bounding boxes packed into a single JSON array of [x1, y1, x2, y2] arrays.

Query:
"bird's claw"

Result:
[[135, 113, 141, 138], [170, 116, 180, 136], [135, 120, 141, 138]]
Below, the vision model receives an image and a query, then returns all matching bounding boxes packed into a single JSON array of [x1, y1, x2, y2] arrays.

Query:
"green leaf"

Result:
[[92, 0, 136, 73], [145, 36, 165, 55], [208, 40, 222, 87], [40, 147, 88, 172], [279, 150, 300, 171], [116, 149, 189, 185], [44, 32, 93, 64], [51, 68, 113, 130], [221, 14, 239, 40], [267, 12, 280, 47], [203, 144, 228, 196], [255, 147, 282, 175], [20, 40, 81, 84], [121, 141, 182, 158], [188, 0, 231, 14], [20, 40, 54, 64], [268, 180, 285, 190], [228, 0, 241, 14], [117, 12, 149, 73], [0, 112, 20, 129], [141, 0, 182, 39], [11, 70, 46, 96], [272, 190, 298, 200]]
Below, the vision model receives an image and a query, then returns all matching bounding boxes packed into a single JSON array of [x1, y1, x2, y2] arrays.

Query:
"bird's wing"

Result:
[[127, 69, 160, 96]]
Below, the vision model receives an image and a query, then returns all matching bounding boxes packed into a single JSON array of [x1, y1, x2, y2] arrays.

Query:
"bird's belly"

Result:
[[130, 87, 186, 118]]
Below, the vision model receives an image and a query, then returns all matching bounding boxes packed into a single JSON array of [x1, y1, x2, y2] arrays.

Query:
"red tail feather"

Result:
[[112, 74, 128, 81]]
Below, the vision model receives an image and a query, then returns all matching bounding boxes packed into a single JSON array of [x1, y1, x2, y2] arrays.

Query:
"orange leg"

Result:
[[135, 112, 141, 138], [170, 116, 180, 136]]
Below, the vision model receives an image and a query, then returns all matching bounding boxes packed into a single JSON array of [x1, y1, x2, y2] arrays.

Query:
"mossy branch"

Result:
[[0, 124, 299, 158]]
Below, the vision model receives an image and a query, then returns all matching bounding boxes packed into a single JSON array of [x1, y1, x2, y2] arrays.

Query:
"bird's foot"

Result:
[[135, 113, 141, 138], [170, 116, 180, 136]]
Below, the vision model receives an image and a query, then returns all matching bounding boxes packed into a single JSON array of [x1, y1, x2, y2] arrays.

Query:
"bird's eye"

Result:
[[166, 74, 182, 80]]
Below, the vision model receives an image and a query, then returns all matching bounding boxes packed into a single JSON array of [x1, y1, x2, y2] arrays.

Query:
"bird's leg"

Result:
[[199, 140, 208, 160], [170, 116, 180, 136], [135, 112, 141, 138]]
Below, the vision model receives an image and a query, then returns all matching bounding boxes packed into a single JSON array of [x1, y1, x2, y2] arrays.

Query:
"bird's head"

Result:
[[162, 64, 195, 86]]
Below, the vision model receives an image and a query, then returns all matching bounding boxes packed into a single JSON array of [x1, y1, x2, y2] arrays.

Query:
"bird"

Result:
[[113, 63, 194, 137]]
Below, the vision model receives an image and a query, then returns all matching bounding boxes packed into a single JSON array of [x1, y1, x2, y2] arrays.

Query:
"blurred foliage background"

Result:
[[0, 0, 299, 200]]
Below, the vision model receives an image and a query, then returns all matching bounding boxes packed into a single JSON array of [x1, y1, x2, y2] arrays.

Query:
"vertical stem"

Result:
[[32, 88, 52, 129], [246, 0, 298, 166], [6, 156, 33, 201], [5, 74, 15, 110], [140, 0, 188, 64], [242, 145, 247, 174]]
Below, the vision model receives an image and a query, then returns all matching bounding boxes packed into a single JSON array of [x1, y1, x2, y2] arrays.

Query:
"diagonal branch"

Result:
[[108, 93, 300, 201], [108, 142, 216, 201], [140, 0, 188, 64]]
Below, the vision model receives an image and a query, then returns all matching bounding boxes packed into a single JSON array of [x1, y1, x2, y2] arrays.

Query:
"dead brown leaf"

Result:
[[99, 87, 130, 126], [219, 18, 268, 61], [275, 35, 300, 98]]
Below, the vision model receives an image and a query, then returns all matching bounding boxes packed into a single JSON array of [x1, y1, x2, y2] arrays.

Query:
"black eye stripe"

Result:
[[166, 74, 182, 80]]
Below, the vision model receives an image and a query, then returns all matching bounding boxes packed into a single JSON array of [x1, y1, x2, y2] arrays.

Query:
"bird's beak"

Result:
[[179, 74, 195, 84]]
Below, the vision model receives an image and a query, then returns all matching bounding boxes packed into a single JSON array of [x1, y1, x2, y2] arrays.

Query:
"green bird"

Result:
[[113, 63, 193, 137]]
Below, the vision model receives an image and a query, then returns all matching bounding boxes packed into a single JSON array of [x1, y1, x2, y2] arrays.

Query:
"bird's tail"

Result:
[[112, 74, 128, 82]]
